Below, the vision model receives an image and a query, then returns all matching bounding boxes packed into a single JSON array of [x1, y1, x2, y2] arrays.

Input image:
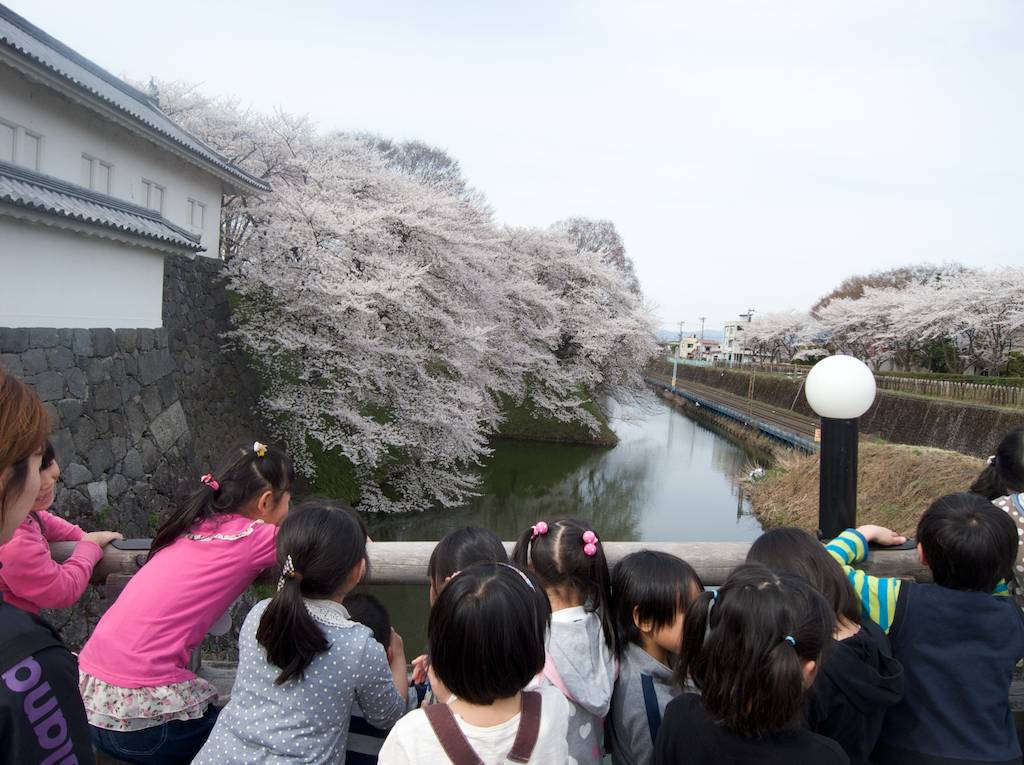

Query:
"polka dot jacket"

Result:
[[194, 598, 405, 764]]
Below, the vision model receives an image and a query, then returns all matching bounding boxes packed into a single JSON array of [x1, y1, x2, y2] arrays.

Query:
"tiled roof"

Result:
[[0, 4, 271, 193], [0, 160, 204, 253]]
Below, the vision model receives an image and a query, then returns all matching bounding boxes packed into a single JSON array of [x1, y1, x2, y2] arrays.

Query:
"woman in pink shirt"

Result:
[[79, 441, 294, 765], [0, 440, 122, 613]]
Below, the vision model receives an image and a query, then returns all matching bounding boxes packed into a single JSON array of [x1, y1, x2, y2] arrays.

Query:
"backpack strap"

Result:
[[640, 673, 661, 743], [423, 703, 484, 765], [541, 652, 574, 701], [507, 691, 542, 763]]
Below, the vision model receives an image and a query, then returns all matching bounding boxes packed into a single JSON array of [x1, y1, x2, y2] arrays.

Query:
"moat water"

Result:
[[360, 393, 769, 653]]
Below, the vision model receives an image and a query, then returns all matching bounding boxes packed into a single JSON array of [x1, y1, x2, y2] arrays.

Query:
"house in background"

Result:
[[679, 335, 700, 359], [722, 312, 754, 364], [0, 3, 269, 329]]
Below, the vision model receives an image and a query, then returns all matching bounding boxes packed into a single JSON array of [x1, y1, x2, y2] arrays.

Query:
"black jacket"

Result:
[[805, 618, 904, 765], [655, 693, 849, 765], [0, 596, 95, 765]]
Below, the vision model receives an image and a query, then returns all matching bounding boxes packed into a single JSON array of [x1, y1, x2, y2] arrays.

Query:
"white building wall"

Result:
[[0, 218, 165, 328], [0, 64, 223, 258]]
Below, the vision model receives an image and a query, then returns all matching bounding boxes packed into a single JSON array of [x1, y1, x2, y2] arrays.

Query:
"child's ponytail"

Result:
[[970, 428, 1024, 500], [680, 563, 834, 738], [256, 500, 367, 684], [511, 517, 616, 653], [150, 441, 294, 558]]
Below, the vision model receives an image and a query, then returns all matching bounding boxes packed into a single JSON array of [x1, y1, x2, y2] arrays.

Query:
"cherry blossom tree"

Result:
[[896, 268, 1024, 373], [151, 81, 658, 511], [552, 218, 642, 295], [744, 311, 810, 362]]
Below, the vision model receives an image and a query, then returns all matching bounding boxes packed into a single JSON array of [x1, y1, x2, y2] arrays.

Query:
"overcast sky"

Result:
[[14, 0, 1024, 333]]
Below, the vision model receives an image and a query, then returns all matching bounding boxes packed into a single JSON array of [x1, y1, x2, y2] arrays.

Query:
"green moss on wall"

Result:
[[496, 393, 618, 446]]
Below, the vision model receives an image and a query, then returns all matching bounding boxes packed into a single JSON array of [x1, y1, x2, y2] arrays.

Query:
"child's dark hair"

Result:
[[970, 428, 1024, 500], [344, 593, 391, 648], [611, 550, 704, 654], [917, 492, 1017, 592], [29, 440, 57, 528], [150, 442, 294, 558], [511, 517, 616, 652], [427, 526, 508, 585], [429, 562, 550, 705], [40, 439, 55, 472], [257, 500, 368, 684], [678, 563, 835, 738], [747, 527, 861, 624]]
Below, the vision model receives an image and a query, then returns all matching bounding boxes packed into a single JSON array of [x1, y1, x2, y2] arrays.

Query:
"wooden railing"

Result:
[[874, 375, 1024, 408], [697, 361, 1024, 408], [52, 539, 930, 588]]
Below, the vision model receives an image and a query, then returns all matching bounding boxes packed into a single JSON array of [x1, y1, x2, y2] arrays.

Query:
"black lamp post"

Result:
[[804, 355, 877, 540]]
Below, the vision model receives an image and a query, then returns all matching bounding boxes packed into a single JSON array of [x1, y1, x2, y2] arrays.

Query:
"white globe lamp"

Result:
[[805, 355, 876, 420], [804, 355, 877, 539]]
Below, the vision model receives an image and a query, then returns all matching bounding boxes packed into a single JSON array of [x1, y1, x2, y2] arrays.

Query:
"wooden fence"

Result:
[[874, 375, 1024, 408], [702, 361, 1024, 408]]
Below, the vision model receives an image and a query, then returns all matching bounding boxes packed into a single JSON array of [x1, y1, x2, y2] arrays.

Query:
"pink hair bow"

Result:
[[200, 473, 220, 491], [531, 521, 549, 540], [582, 530, 599, 557]]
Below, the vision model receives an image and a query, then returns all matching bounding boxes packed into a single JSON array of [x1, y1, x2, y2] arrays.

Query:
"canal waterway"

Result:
[[359, 392, 769, 653]]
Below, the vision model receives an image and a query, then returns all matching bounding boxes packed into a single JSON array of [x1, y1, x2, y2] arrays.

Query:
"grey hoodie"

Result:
[[543, 606, 616, 765], [607, 643, 680, 765]]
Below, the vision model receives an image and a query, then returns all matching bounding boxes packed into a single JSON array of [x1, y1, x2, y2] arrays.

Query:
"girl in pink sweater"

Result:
[[0, 440, 122, 613], [79, 441, 294, 765]]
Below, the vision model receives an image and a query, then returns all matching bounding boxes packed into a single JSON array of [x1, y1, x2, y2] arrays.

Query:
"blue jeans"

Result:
[[90, 704, 220, 764]]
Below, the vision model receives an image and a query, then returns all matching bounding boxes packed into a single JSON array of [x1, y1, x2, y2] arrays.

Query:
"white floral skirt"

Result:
[[79, 671, 218, 731]]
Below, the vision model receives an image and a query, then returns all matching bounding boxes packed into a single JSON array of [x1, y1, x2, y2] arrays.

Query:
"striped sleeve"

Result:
[[826, 529, 901, 634]]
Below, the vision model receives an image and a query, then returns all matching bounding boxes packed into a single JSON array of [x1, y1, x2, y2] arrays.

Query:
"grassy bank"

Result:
[[746, 441, 985, 535], [496, 394, 618, 446]]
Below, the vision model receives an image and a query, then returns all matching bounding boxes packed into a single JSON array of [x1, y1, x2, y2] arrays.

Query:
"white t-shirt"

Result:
[[378, 685, 570, 765]]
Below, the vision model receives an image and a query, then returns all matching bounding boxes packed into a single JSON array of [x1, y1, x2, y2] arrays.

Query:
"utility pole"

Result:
[[698, 317, 707, 363], [672, 321, 684, 387]]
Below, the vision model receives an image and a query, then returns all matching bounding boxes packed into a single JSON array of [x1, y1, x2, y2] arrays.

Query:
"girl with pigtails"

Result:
[[196, 499, 408, 764], [512, 518, 617, 765], [79, 441, 294, 765], [654, 563, 848, 765]]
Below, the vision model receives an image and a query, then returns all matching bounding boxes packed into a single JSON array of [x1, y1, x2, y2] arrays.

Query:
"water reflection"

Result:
[[361, 392, 768, 652]]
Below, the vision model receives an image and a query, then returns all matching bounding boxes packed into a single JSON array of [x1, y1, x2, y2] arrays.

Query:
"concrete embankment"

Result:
[[654, 362, 1024, 458]]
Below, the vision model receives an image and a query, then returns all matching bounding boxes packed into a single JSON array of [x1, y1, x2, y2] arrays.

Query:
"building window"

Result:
[[0, 122, 13, 163], [81, 154, 113, 193], [141, 179, 165, 212], [187, 198, 206, 230], [0, 120, 42, 171], [21, 131, 41, 170]]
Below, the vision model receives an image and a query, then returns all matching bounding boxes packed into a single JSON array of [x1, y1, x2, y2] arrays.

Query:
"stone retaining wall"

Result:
[[0, 326, 192, 644], [0, 255, 266, 647], [163, 256, 264, 469]]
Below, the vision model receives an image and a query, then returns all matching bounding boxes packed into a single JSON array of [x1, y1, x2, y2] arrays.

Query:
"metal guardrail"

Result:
[[647, 377, 819, 453]]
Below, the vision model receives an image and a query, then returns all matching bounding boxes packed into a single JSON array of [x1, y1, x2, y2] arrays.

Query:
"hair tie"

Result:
[[497, 563, 536, 592], [582, 530, 599, 557], [200, 473, 220, 492], [784, 635, 796, 646], [530, 521, 549, 540], [703, 590, 718, 644], [277, 554, 300, 592], [988, 455, 997, 466], [254, 441, 268, 458]]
